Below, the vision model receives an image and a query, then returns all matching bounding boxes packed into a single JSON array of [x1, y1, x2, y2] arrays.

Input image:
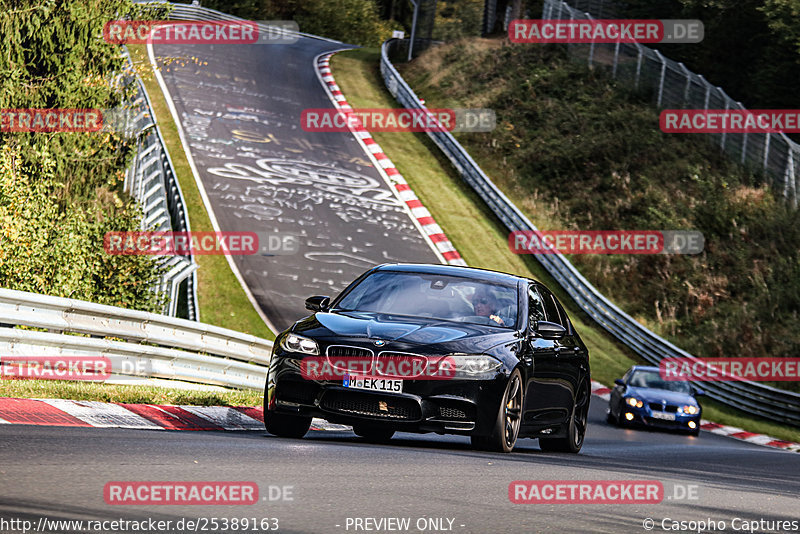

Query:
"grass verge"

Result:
[[0, 379, 261, 407], [328, 47, 800, 444], [127, 44, 273, 340]]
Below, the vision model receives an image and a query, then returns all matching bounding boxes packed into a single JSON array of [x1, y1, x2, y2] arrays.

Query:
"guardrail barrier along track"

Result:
[[121, 51, 198, 319], [0, 288, 271, 390]]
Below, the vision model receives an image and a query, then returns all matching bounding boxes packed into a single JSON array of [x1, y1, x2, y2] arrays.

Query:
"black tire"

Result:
[[479, 368, 523, 453], [689, 426, 700, 437], [264, 410, 312, 438], [352, 424, 395, 442], [540, 380, 590, 453]]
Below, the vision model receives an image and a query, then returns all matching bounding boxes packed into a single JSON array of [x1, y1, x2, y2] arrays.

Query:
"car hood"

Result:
[[293, 311, 515, 353], [626, 386, 697, 405]]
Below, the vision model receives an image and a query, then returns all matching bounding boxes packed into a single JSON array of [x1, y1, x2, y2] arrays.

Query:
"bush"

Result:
[[0, 143, 165, 311], [433, 0, 484, 41]]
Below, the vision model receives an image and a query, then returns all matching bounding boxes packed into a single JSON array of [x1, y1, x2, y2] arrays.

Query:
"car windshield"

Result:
[[629, 370, 693, 394], [335, 271, 518, 329]]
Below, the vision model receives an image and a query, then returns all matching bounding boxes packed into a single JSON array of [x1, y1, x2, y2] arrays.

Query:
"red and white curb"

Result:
[[315, 53, 466, 267], [591, 380, 800, 453], [0, 397, 343, 432]]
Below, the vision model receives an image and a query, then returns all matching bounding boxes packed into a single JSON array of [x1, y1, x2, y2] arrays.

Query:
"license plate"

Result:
[[651, 411, 676, 421], [344, 375, 402, 393]]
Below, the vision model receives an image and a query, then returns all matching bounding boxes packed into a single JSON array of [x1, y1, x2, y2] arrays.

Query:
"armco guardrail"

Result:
[[380, 39, 800, 427], [0, 288, 271, 390], [121, 51, 198, 319]]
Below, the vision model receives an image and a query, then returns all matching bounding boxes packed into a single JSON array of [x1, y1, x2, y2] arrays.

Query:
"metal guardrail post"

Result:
[[655, 49, 666, 107]]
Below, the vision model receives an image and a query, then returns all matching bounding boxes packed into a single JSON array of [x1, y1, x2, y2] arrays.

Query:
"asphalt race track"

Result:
[[1, 401, 799, 534], [149, 36, 441, 330]]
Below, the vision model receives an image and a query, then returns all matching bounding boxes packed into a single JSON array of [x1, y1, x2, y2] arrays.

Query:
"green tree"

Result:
[[761, 0, 800, 57], [0, 0, 168, 202], [0, 143, 164, 310], [615, 0, 800, 109], [0, 0, 167, 311], [433, 0, 484, 41], [294, 0, 394, 46]]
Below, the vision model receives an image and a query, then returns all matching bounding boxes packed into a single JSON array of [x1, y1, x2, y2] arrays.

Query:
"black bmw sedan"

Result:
[[264, 263, 591, 453]]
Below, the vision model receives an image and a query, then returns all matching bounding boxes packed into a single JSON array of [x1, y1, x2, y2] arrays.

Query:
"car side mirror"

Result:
[[533, 320, 566, 340], [305, 295, 331, 312], [692, 386, 705, 397], [614, 378, 626, 387]]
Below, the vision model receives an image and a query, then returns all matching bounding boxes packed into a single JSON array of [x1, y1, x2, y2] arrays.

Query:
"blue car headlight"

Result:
[[680, 405, 699, 415], [626, 397, 644, 409]]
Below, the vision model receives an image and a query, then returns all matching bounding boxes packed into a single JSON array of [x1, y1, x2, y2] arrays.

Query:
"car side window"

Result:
[[538, 286, 565, 326], [552, 295, 572, 333], [528, 286, 546, 323]]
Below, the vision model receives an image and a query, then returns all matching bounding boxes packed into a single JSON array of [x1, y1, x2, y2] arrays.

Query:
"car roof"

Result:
[[630, 366, 661, 373], [373, 263, 529, 286]]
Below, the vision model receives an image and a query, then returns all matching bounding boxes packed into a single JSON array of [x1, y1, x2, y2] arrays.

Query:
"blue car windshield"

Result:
[[335, 271, 518, 329], [629, 370, 693, 394]]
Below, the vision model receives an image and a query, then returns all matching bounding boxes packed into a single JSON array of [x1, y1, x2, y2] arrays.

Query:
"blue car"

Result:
[[607, 365, 704, 436]]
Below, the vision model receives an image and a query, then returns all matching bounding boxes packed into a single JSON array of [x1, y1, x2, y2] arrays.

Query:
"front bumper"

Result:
[[620, 405, 700, 432], [268, 355, 508, 435]]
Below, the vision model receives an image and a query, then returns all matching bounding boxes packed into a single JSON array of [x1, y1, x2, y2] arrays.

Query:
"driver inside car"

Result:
[[471, 288, 505, 326]]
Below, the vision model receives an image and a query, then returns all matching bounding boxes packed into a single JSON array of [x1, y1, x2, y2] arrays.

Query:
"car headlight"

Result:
[[443, 354, 502, 379], [680, 405, 699, 415], [279, 333, 320, 355], [626, 397, 643, 408]]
